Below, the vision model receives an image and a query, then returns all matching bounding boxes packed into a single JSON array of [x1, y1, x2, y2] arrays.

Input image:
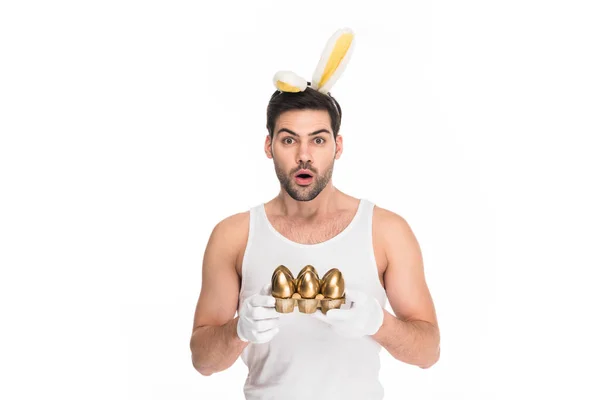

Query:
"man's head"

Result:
[[264, 87, 344, 202]]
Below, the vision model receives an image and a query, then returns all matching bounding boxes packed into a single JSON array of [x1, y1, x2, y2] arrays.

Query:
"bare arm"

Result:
[[371, 207, 440, 368], [189, 212, 249, 376]]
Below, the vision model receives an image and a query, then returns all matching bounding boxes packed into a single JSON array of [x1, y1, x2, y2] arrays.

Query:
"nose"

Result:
[[296, 140, 313, 164]]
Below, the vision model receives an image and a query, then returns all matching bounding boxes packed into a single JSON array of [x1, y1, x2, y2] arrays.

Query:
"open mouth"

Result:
[[294, 171, 314, 185]]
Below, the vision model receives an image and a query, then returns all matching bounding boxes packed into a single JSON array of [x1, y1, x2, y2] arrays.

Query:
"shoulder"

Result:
[[214, 209, 250, 231], [211, 210, 250, 245], [372, 204, 419, 260], [372, 204, 412, 236], [208, 210, 250, 273], [207, 210, 250, 257]]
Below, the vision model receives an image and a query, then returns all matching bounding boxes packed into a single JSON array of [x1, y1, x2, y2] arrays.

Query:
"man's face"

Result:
[[265, 109, 343, 202]]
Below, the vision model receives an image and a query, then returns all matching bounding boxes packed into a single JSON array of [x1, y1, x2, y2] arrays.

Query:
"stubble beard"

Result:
[[274, 157, 335, 202]]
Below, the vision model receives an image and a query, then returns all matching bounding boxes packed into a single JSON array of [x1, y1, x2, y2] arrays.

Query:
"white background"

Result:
[[1, 1, 599, 399]]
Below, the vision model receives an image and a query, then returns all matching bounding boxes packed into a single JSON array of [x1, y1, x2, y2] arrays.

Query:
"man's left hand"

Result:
[[312, 288, 384, 338]]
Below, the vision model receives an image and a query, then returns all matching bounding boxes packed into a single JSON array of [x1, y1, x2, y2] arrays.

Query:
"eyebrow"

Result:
[[276, 128, 331, 137]]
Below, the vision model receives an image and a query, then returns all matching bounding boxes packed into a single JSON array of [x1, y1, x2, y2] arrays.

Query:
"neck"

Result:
[[274, 183, 343, 219]]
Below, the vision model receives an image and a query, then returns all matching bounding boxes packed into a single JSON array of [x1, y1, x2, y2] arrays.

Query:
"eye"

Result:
[[283, 137, 294, 144], [315, 137, 325, 144]]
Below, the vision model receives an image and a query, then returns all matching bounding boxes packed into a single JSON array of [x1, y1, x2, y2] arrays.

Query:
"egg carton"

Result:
[[273, 292, 346, 314]]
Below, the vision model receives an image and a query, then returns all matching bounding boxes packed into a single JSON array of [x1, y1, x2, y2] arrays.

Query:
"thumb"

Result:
[[344, 288, 367, 305], [260, 282, 272, 296], [312, 310, 331, 324]]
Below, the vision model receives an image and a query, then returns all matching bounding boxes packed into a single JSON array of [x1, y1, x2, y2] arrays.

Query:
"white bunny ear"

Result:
[[273, 70, 308, 92], [311, 27, 356, 94]]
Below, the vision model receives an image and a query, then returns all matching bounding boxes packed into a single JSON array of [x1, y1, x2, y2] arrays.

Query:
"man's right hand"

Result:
[[236, 283, 281, 344]]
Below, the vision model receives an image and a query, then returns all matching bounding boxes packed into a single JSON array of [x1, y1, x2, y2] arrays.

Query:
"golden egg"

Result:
[[296, 270, 321, 298], [274, 264, 294, 280], [297, 264, 318, 279], [320, 268, 345, 299], [271, 269, 295, 298]]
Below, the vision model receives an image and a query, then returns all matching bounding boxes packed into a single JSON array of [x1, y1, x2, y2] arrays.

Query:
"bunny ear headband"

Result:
[[272, 27, 355, 95]]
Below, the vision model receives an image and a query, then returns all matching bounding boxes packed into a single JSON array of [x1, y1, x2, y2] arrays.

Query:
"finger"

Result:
[[253, 327, 280, 344], [325, 308, 354, 321], [249, 294, 276, 308], [259, 283, 272, 296], [333, 325, 361, 338], [312, 309, 352, 323], [344, 289, 366, 304], [253, 318, 279, 332], [249, 306, 280, 320], [311, 311, 331, 324]]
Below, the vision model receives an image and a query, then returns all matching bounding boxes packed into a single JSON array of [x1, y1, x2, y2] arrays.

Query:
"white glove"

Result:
[[236, 283, 281, 344], [312, 288, 384, 338]]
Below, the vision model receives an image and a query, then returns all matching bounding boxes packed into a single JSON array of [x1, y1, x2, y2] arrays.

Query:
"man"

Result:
[[189, 88, 440, 400], [190, 28, 440, 399]]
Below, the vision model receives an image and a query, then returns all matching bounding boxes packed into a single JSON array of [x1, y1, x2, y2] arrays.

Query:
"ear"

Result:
[[334, 135, 343, 160], [265, 134, 275, 159], [311, 28, 355, 94]]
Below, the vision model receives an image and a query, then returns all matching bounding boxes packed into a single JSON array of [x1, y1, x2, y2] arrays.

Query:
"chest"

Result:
[[235, 211, 388, 289], [269, 213, 353, 245]]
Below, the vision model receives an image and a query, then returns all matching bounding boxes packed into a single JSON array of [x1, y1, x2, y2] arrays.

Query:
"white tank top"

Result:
[[237, 198, 388, 400]]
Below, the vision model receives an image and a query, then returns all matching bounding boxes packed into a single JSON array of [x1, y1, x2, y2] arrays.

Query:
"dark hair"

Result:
[[266, 83, 342, 141]]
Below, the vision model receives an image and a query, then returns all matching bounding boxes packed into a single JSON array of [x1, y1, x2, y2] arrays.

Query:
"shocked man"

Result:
[[190, 28, 440, 400]]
